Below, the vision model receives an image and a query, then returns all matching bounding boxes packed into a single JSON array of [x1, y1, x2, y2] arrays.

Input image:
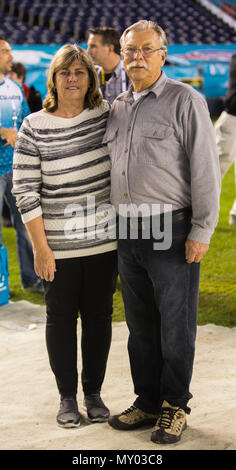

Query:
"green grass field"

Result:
[[2, 166, 236, 326]]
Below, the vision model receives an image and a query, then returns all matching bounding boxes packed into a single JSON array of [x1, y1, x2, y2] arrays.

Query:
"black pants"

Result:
[[43, 250, 117, 398]]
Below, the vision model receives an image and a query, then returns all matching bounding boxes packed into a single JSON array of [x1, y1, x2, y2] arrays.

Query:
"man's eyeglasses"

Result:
[[122, 47, 163, 58]]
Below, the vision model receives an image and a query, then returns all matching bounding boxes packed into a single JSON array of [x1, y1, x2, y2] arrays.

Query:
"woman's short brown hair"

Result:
[[43, 44, 103, 112]]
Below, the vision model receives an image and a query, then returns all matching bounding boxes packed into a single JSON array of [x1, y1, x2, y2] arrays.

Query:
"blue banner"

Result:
[[11, 44, 236, 100]]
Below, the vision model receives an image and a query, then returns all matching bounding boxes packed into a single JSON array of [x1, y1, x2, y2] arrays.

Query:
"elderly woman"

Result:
[[12, 45, 117, 428]]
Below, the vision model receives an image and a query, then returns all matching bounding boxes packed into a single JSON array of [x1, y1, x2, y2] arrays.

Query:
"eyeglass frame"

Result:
[[121, 46, 165, 58]]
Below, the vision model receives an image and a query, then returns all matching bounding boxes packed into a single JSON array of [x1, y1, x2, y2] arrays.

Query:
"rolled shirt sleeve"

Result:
[[181, 97, 221, 244]]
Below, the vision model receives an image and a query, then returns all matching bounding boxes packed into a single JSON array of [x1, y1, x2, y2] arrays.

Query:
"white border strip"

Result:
[[197, 0, 236, 31]]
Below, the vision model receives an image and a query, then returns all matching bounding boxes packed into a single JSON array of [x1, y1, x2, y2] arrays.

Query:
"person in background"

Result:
[[0, 35, 43, 293], [215, 53, 236, 225], [105, 20, 221, 444], [13, 44, 117, 428], [2, 199, 12, 227], [4, 62, 42, 227], [87, 26, 129, 104], [7, 62, 43, 113]]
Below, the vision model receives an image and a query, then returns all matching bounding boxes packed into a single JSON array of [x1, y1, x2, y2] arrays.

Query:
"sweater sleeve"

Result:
[[12, 117, 43, 223]]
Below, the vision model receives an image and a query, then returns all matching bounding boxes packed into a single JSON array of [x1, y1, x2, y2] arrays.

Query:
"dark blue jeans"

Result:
[[118, 216, 200, 414], [0, 172, 38, 288]]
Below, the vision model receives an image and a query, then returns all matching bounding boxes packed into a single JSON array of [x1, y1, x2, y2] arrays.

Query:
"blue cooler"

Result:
[[0, 243, 9, 306]]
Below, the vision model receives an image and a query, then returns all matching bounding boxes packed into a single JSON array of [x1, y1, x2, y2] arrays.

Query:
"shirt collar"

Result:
[[117, 70, 167, 102]]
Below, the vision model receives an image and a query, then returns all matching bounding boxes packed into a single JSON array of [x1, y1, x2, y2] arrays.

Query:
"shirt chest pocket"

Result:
[[138, 123, 174, 167], [102, 126, 119, 164]]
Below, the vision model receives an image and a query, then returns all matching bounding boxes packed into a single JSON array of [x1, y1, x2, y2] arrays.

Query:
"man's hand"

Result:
[[185, 239, 209, 263], [1, 127, 18, 147]]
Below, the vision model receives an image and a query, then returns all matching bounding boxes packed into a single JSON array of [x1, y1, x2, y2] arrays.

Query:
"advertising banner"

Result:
[[11, 44, 236, 100]]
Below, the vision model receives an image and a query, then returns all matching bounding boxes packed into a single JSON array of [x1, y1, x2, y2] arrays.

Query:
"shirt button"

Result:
[[125, 149, 128, 153], [124, 193, 128, 197], [128, 127, 131, 131], [122, 171, 125, 176]]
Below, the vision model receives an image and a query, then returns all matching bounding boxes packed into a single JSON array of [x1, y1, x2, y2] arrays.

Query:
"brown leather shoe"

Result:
[[151, 400, 187, 444], [108, 405, 158, 430]]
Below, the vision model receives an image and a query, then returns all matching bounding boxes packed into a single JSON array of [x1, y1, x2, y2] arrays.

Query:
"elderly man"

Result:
[[87, 26, 129, 104], [105, 21, 221, 444]]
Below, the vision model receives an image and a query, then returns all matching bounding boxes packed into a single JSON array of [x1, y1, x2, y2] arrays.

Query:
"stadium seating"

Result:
[[0, 0, 235, 44]]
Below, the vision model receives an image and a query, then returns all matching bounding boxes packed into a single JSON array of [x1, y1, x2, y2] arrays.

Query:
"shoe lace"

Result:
[[121, 405, 137, 416], [158, 407, 178, 429]]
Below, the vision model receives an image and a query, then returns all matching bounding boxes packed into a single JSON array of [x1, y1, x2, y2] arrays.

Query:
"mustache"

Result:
[[126, 61, 150, 71]]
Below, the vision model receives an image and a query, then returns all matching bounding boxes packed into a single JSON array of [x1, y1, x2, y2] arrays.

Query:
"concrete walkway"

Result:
[[0, 301, 236, 450]]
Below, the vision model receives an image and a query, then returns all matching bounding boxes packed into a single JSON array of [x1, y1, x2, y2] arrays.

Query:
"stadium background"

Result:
[[1, 0, 236, 117]]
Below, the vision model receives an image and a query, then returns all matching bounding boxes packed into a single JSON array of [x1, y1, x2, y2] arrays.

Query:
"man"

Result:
[[0, 36, 43, 293], [8, 62, 42, 113], [215, 53, 236, 225], [87, 26, 129, 104], [105, 21, 221, 444]]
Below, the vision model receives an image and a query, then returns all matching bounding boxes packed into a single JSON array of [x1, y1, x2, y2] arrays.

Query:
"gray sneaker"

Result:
[[57, 397, 80, 428], [84, 393, 109, 422], [229, 213, 236, 226]]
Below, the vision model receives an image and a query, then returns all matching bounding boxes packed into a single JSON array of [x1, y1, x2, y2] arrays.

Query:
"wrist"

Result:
[[34, 243, 50, 252], [33, 240, 50, 254]]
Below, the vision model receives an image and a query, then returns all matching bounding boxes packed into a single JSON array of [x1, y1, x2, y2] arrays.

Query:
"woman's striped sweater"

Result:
[[12, 101, 117, 259]]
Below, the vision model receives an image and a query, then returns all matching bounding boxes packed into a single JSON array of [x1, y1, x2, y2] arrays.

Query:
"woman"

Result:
[[12, 45, 117, 428]]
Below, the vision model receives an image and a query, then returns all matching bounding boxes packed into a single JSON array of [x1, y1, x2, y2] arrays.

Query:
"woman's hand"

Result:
[[25, 216, 56, 282], [34, 244, 56, 282]]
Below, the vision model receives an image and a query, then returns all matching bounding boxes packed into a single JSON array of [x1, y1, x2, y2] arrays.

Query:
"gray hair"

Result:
[[120, 20, 168, 50]]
